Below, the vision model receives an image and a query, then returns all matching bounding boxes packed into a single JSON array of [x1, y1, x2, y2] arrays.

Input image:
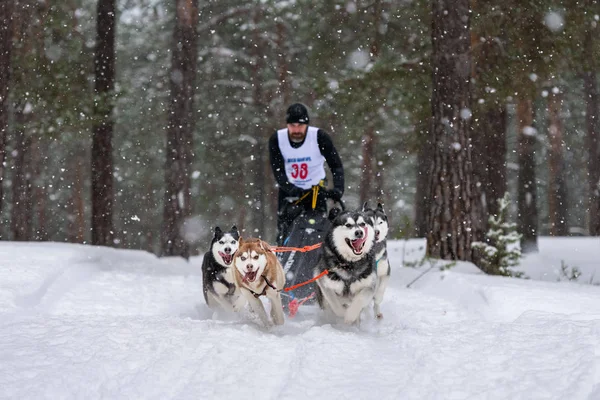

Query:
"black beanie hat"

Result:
[[286, 103, 310, 124]]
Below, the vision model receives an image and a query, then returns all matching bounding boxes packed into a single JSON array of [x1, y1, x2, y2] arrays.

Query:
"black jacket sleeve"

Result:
[[317, 129, 345, 195], [268, 132, 305, 197]]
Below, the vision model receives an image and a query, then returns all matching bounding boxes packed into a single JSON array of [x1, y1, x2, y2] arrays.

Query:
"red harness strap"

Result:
[[271, 243, 322, 253], [283, 269, 328, 292]]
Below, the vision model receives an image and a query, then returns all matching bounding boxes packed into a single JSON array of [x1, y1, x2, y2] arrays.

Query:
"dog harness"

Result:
[[277, 126, 326, 189], [248, 275, 278, 298]]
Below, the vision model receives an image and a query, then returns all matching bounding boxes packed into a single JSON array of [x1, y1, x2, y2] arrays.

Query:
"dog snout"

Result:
[[246, 264, 253, 271], [224, 247, 231, 254], [354, 229, 364, 238]]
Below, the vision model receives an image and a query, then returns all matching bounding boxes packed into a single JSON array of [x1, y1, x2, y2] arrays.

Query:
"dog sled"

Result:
[[276, 193, 344, 315]]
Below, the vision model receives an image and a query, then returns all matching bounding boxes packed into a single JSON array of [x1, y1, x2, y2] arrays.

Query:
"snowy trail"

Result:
[[1, 240, 600, 399]]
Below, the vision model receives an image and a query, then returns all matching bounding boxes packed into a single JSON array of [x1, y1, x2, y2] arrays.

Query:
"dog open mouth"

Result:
[[346, 236, 367, 255], [219, 252, 233, 265], [243, 270, 258, 283]]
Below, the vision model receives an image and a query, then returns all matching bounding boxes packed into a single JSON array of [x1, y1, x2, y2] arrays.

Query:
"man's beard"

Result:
[[290, 135, 305, 143]]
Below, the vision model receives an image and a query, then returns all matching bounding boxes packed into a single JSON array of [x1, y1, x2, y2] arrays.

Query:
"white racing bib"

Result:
[[277, 126, 326, 190]]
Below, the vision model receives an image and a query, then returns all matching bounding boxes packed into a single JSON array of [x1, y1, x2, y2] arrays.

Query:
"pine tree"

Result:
[[472, 193, 524, 277]]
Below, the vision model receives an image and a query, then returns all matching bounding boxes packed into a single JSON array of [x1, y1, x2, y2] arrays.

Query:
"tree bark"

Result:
[[359, 126, 375, 204], [483, 106, 507, 218], [10, 118, 33, 241], [426, 0, 474, 261], [0, 0, 14, 226], [162, 0, 198, 258], [31, 137, 48, 241], [359, 0, 384, 205], [516, 97, 538, 252], [583, 36, 600, 235], [276, 22, 290, 107], [414, 127, 431, 238], [251, 6, 267, 237], [547, 90, 569, 236], [68, 152, 86, 243], [91, 0, 115, 246]]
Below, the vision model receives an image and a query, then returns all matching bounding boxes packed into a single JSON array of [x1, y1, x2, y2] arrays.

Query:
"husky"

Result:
[[363, 202, 390, 319], [314, 207, 376, 324], [202, 226, 245, 313], [232, 237, 286, 327]]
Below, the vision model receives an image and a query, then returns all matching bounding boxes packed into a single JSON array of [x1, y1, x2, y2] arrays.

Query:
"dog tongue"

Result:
[[351, 226, 368, 253], [219, 252, 232, 265], [243, 270, 257, 283], [351, 237, 366, 252]]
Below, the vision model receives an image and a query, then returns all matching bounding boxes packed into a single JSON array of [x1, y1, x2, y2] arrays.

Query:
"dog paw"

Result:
[[375, 312, 383, 320]]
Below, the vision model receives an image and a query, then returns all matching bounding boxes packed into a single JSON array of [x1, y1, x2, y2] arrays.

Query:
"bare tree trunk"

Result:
[[143, 178, 156, 253], [31, 136, 48, 241], [469, 7, 508, 242], [359, 126, 375, 204], [11, 120, 33, 241], [516, 97, 538, 252], [426, 0, 474, 261], [547, 90, 569, 236], [583, 38, 600, 235], [251, 6, 267, 237], [68, 152, 86, 243], [162, 0, 198, 258], [276, 22, 290, 107], [414, 127, 431, 237], [0, 0, 14, 226], [91, 0, 115, 246], [359, 0, 384, 206], [483, 106, 508, 218]]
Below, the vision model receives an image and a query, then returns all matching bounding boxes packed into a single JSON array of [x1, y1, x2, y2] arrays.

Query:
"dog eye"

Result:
[[240, 256, 246, 261], [345, 224, 352, 228], [253, 255, 259, 260], [359, 222, 366, 227], [219, 241, 224, 244]]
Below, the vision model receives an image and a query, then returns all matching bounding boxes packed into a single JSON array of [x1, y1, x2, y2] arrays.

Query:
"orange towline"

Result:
[[283, 269, 329, 292], [271, 242, 322, 253]]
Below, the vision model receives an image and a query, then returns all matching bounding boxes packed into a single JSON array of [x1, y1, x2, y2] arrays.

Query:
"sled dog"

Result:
[[363, 202, 390, 319], [233, 238, 286, 327], [314, 207, 376, 324], [202, 226, 244, 312]]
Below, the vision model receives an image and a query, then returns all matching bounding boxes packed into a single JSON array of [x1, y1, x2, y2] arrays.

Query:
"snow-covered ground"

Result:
[[1, 237, 600, 399]]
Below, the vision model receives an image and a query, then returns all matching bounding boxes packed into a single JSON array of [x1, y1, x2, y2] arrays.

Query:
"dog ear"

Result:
[[328, 207, 342, 221], [362, 201, 369, 212], [377, 202, 384, 212], [259, 240, 271, 253], [214, 226, 222, 238], [238, 237, 244, 246], [230, 225, 240, 239]]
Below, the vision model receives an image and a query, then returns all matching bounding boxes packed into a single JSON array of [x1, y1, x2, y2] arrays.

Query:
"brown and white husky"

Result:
[[232, 238, 286, 327]]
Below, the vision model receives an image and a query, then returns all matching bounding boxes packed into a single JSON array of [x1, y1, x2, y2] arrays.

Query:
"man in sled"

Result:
[[268, 102, 345, 245]]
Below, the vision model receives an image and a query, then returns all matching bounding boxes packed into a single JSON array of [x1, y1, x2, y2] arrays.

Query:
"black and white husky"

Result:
[[202, 226, 244, 312], [314, 208, 376, 324], [363, 202, 390, 319]]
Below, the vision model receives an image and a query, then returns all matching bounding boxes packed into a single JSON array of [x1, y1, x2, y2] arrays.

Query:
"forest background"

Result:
[[0, 0, 598, 262]]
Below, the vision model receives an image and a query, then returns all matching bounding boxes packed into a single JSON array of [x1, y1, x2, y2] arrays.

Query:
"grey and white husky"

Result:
[[202, 226, 244, 312], [363, 202, 390, 319], [314, 207, 376, 324]]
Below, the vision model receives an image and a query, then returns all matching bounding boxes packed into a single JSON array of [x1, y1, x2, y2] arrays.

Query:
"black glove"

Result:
[[323, 188, 343, 201], [286, 185, 307, 198]]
